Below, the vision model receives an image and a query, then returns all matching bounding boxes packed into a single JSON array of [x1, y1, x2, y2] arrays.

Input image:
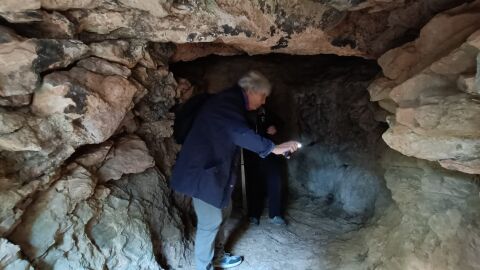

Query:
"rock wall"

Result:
[[328, 150, 480, 270], [0, 24, 192, 269], [0, 0, 479, 269], [0, 0, 470, 59], [369, 1, 480, 174]]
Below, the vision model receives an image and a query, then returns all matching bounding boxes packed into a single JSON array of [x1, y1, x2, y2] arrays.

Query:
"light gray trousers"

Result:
[[192, 198, 232, 270]]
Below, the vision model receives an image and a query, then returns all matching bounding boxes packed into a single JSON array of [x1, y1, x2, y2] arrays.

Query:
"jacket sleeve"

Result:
[[228, 124, 275, 158]]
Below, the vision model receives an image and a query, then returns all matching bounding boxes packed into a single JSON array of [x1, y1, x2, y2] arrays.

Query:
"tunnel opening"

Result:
[[170, 53, 389, 221], [165, 53, 394, 269]]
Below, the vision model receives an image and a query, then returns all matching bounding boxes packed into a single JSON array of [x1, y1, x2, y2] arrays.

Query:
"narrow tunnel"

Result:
[[1, 1, 480, 270], [168, 54, 390, 269]]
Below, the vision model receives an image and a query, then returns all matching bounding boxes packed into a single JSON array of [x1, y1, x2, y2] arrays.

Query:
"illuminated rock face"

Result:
[[0, 0, 471, 58], [0, 1, 480, 270], [369, 2, 480, 174]]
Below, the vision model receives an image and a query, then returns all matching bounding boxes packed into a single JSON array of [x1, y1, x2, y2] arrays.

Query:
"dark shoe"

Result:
[[269, 216, 287, 225]]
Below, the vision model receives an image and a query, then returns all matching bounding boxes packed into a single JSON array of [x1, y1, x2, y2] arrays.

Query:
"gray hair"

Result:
[[238, 70, 271, 95]]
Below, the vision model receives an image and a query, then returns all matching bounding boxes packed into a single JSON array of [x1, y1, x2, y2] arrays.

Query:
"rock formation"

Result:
[[369, 1, 480, 174], [0, 0, 479, 269]]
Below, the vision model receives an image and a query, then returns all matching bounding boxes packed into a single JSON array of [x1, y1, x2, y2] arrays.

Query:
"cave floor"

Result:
[[221, 197, 361, 270]]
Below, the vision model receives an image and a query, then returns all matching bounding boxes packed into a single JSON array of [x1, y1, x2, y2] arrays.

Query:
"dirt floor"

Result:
[[222, 197, 360, 270]]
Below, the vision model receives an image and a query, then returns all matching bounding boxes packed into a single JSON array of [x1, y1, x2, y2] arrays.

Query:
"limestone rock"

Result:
[[0, 0, 39, 12], [133, 67, 177, 122], [0, 35, 38, 97], [457, 74, 480, 96], [367, 77, 396, 102], [112, 168, 192, 269], [0, 34, 89, 97], [0, 111, 42, 152], [40, 0, 103, 10], [0, 66, 138, 182], [0, 238, 33, 270], [35, 67, 138, 143], [0, 112, 26, 134], [0, 10, 42, 23], [15, 11, 76, 39], [0, 94, 31, 107], [0, 26, 21, 43], [77, 57, 131, 77], [394, 94, 480, 137], [172, 43, 243, 62], [88, 186, 161, 270], [75, 141, 114, 169], [9, 165, 96, 259], [89, 40, 154, 68], [7, 164, 163, 269], [378, 1, 480, 83], [53, 0, 467, 58], [439, 158, 480, 174], [138, 120, 173, 138], [146, 42, 175, 67], [383, 123, 480, 161], [97, 135, 155, 182], [328, 150, 480, 270], [114, 111, 139, 135], [371, 4, 480, 174], [33, 39, 90, 70]]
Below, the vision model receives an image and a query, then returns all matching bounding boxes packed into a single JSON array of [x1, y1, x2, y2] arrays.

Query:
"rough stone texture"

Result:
[[7, 163, 161, 270], [34, 67, 138, 143], [378, 1, 480, 83], [0, 0, 39, 12], [0, 238, 33, 270], [172, 43, 243, 62], [132, 65, 180, 177], [2, 134, 187, 269], [327, 150, 480, 270], [0, 65, 138, 187], [1, 0, 469, 58], [10, 11, 76, 39], [0, 30, 89, 98], [112, 168, 193, 269], [370, 4, 480, 174], [0, 10, 43, 23], [97, 135, 155, 182], [77, 57, 131, 78], [1, 1, 480, 269], [0, 94, 31, 107], [90, 40, 155, 69]]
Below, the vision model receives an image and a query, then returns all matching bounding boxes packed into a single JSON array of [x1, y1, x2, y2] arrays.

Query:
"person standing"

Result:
[[170, 71, 300, 270], [244, 106, 287, 225]]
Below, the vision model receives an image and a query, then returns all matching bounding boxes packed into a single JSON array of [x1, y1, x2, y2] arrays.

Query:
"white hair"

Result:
[[238, 70, 271, 95]]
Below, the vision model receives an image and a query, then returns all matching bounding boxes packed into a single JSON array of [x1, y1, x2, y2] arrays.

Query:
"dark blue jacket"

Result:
[[170, 85, 275, 208]]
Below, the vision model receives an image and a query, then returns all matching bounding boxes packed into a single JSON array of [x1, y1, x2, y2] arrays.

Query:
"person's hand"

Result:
[[271, 141, 301, 155], [266, 125, 277, 135]]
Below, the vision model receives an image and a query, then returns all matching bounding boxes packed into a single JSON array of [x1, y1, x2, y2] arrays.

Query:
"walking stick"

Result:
[[240, 148, 248, 216]]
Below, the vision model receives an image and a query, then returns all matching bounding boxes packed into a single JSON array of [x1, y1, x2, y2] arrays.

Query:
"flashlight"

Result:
[[284, 142, 302, 159]]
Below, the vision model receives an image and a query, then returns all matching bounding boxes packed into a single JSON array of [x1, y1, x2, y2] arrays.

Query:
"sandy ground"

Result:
[[221, 198, 360, 270]]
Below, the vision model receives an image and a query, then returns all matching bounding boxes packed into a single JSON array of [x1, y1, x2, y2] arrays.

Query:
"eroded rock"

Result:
[[77, 57, 131, 77], [0, 31, 89, 98], [0, 238, 33, 270], [329, 151, 480, 270], [370, 4, 480, 174], [90, 40, 155, 69], [97, 135, 155, 182]]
